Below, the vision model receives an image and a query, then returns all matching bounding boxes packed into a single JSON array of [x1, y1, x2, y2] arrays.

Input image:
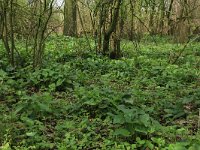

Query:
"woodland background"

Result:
[[0, 0, 200, 149]]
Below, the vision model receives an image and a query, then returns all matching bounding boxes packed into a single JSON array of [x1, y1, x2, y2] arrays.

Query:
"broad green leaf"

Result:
[[26, 132, 36, 137], [114, 128, 130, 137], [139, 114, 150, 127], [113, 114, 124, 124], [56, 79, 64, 86], [0, 142, 11, 150], [37, 103, 51, 112]]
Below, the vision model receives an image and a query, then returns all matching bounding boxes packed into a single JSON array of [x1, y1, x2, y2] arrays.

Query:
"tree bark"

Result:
[[167, 0, 174, 35], [102, 0, 122, 55], [63, 0, 77, 37]]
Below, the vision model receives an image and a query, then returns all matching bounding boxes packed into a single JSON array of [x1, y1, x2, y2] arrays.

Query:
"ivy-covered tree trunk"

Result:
[[63, 0, 77, 37]]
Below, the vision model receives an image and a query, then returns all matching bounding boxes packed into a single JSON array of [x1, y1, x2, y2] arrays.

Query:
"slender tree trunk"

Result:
[[159, 0, 165, 35], [167, 0, 174, 35], [96, 5, 104, 53], [0, 4, 2, 39], [129, 0, 134, 41], [9, 0, 15, 66], [33, 0, 54, 67], [149, 1, 155, 35], [1, 0, 15, 67]]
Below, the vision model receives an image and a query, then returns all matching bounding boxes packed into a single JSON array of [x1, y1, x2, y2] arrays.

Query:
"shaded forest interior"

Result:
[[0, 0, 200, 149]]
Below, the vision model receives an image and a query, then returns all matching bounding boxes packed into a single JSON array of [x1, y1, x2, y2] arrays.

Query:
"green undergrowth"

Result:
[[1, 36, 200, 149]]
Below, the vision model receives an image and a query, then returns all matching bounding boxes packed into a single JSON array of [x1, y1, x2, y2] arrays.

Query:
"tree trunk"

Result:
[[1, 0, 15, 67], [129, 0, 134, 41], [102, 0, 122, 55], [149, 1, 156, 35], [174, 0, 189, 43], [63, 0, 77, 37], [159, 0, 165, 35], [167, 0, 174, 35], [0, 5, 2, 39]]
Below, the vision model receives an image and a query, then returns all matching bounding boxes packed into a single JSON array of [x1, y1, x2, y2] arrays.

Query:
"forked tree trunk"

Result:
[[102, 0, 122, 55]]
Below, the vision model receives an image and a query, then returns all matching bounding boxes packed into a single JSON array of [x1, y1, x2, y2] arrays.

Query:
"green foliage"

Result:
[[0, 36, 200, 149]]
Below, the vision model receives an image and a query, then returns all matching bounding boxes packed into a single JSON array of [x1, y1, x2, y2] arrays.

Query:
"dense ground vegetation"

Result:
[[1, 36, 200, 149]]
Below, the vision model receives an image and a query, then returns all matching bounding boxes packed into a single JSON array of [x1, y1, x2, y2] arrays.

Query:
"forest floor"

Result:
[[0, 36, 200, 149]]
